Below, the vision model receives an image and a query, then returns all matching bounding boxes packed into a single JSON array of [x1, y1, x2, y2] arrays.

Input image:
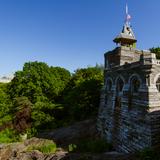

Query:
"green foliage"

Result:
[[0, 115, 12, 126], [8, 62, 60, 102], [26, 128, 38, 138], [68, 144, 77, 152], [0, 83, 12, 119], [0, 61, 103, 137], [50, 66, 71, 97], [0, 83, 13, 129], [13, 96, 32, 112], [68, 138, 112, 153], [31, 101, 62, 129], [7, 61, 71, 131], [0, 128, 20, 143], [27, 142, 57, 154], [149, 47, 160, 59], [63, 67, 103, 121]]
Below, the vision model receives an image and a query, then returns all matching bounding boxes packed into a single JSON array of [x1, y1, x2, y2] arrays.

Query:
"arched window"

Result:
[[116, 78, 124, 92], [131, 77, 140, 93], [106, 79, 112, 91], [156, 77, 160, 92]]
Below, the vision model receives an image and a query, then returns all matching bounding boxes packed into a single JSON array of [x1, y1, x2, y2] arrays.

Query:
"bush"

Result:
[[68, 144, 77, 152], [26, 128, 38, 138], [0, 129, 20, 143], [0, 115, 12, 126]]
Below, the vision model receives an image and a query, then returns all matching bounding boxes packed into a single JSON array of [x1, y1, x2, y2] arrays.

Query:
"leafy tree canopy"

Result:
[[0, 83, 12, 125], [0, 62, 103, 134], [8, 61, 71, 103], [63, 67, 103, 121], [7, 61, 71, 130]]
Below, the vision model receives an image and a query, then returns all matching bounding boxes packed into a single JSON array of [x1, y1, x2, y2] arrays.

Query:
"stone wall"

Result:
[[97, 47, 160, 153], [104, 47, 144, 69]]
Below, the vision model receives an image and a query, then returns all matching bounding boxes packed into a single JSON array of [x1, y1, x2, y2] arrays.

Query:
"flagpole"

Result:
[[125, 3, 131, 26], [126, 3, 128, 15]]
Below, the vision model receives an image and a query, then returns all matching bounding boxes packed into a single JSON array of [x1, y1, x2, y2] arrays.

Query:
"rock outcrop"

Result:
[[0, 119, 137, 160], [0, 137, 67, 160]]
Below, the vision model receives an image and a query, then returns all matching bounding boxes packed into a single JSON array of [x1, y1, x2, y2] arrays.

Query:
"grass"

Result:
[[27, 142, 57, 154]]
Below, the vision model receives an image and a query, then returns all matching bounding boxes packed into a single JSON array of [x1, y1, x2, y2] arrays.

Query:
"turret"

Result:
[[113, 4, 137, 48], [113, 24, 137, 47], [105, 5, 139, 69]]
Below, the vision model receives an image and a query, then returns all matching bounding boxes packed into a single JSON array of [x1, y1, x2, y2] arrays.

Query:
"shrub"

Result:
[[26, 128, 38, 138], [0, 129, 20, 143], [0, 115, 12, 126], [68, 144, 77, 152]]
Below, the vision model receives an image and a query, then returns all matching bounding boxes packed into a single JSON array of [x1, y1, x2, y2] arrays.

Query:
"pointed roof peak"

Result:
[[113, 4, 137, 47], [122, 24, 135, 38]]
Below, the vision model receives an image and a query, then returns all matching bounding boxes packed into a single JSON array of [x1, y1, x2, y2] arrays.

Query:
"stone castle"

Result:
[[97, 8, 160, 153]]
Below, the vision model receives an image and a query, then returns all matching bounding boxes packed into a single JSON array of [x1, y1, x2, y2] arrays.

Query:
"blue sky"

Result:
[[0, 0, 159, 75]]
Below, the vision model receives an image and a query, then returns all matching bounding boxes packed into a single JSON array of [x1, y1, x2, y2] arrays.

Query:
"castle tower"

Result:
[[97, 4, 160, 153]]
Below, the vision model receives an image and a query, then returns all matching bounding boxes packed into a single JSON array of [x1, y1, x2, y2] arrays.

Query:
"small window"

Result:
[[117, 78, 124, 92], [156, 77, 160, 92]]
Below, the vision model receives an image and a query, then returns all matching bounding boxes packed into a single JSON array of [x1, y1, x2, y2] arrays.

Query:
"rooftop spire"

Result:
[[113, 3, 137, 48]]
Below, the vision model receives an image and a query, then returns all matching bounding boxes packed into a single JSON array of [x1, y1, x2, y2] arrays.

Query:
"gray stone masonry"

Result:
[[97, 46, 160, 153]]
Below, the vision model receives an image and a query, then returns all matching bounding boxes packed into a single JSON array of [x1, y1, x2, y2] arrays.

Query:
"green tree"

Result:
[[0, 83, 12, 126], [8, 61, 71, 103], [8, 61, 71, 130], [150, 47, 160, 59], [8, 61, 58, 103], [50, 66, 71, 101], [63, 67, 103, 121]]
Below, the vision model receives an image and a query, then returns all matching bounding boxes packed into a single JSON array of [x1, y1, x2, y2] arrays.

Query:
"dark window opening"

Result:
[[131, 78, 140, 93], [106, 79, 112, 91], [156, 77, 160, 92], [117, 78, 124, 92]]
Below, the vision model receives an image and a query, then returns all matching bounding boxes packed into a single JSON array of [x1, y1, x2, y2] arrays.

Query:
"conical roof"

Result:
[[113, 24, 137, 45]]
